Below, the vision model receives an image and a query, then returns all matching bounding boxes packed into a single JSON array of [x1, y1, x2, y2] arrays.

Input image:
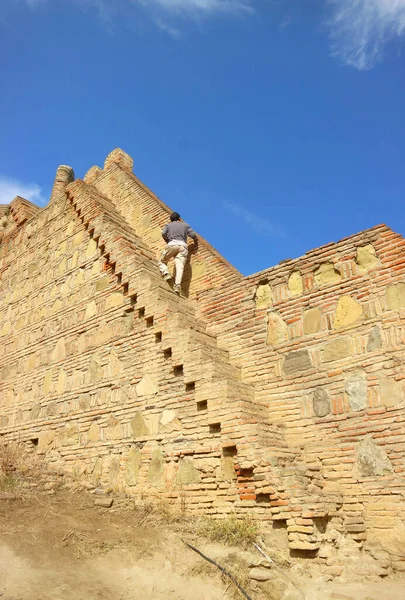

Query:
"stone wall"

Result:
[[1, 149, 404, 574], [198, 224, 405, 572]]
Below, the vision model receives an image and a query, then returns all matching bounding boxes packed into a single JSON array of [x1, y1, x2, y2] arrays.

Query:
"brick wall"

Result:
[[198, 224, 405, 570], [1, 149, 404, 574], [87, 149, 242, 298], [0, 163, 289, 524]]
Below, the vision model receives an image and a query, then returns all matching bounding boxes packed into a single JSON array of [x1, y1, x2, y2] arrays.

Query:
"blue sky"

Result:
[[0, 1, 404, 275]]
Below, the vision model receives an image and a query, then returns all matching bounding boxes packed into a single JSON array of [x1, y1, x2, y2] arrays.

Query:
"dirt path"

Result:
[[0, 490, 227, 600], [0, 490, 404, 600]]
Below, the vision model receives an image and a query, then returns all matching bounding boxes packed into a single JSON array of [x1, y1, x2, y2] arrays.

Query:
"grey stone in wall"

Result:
[[367, 326, 382, 352], [312, 388, 331, 417], [346, 370, 367, 412], [354, 436, 393, 478], [283, 350, 312, 376]]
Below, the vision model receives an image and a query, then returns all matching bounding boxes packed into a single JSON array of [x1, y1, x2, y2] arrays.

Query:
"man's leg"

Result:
[[158, 246, 176, 280], [173, 246, 188, 293]]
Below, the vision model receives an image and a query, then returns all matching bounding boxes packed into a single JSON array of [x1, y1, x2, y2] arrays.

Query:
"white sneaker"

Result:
[[174, 284, 180, 295], [163, 273, 172, 281]]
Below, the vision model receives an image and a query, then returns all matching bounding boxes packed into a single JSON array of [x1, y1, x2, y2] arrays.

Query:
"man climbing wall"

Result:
[[158, 212, 198, 295]]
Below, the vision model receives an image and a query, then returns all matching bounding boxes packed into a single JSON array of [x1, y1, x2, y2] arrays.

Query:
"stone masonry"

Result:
[[1, 149, 405, 574]]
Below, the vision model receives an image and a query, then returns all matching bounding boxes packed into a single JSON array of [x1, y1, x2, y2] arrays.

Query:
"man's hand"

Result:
[[190, 239, 199, 254]]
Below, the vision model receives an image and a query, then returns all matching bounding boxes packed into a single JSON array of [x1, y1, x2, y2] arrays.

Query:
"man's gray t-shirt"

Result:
[[162, 222, 197, 246]]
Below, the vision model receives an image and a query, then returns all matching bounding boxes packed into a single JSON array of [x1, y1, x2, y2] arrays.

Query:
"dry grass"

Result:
[[128, 498, 185, 528], [196, 514, 259, 548], [189, 550, 252, 600], [0, 439, 21, 476], [0, 438, 45, 492]]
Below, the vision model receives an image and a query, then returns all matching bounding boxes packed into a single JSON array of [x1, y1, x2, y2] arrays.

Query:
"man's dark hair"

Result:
[[170, 212, 180, 222]]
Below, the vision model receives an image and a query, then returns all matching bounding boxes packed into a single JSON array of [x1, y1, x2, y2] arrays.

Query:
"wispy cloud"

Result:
[[17, 0, 256, 40], [156, 16, 181, 38], [18, 0, 405, 69], [0, 16, 16, 33], [0, 176, 47, 206], [20, 0, 255, 18], [137, 0, 254, 17], [222, 202, 285, 237], [328, 0, 405, 70]]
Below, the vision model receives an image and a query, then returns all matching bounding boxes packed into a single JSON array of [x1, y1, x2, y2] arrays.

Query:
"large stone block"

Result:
[[95, 276, 109, 292], [221, 456, 237, 481], [136, 374, 158, 397], [72, 230, 84, 248], [51, 338, 66, 362], [370, 525, 405, 558], [386, 282, 405, 310], [283, 349, 312, 376], [60, 424, 79, 446], [353, 436, 393, 478], [303, 307, 321, 335], [367, 326, 382, 351], [147, 447, 164, 486], [85, 300, 98, 319], [346, 370, 367, 411], [159, 409, 182, 433], [88, 421, 100, 442], [42, 370, 53, 395], [125, 447, 141, 486], [288, 271, 303, 296], [108, 350, 123, 378], [88, 355, 103, 382], [356, 244, 379, 272], [314, 263, 340, 286], [334, 295, 363, 329], [106, 292, 123, 309], [255, 283, 273, 309], [131, 411, 149, 438], [312, 388, 331, 417], [379, 377, 404, 408], [37, 430, 55, 455], [322, 337, 350, 362], [85, 239, 98, 258], [267, 311, 288, 346], [109, 457, 120, 488], [92, 458, 103, 483], [56, 369, 67, 395], [176, 457, 201, 486]]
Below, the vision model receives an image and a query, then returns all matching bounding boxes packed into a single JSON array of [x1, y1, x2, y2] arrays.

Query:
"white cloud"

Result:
[[0, 176, 47, 206], [222, 202, 285, 237], [156, 17, 181, 37], [136, 0, 253, 16], [18, 0, 405, 69], [20, 0, 254, 16], [328, 0, 405, 70]]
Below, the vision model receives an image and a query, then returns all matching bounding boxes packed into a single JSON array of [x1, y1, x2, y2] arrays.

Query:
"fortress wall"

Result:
[[0, 173, 285, 521], [198, 225, 405, 567], [1, 150, 405, 571]]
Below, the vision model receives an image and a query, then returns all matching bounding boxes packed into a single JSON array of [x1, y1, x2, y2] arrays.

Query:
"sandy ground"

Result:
[[0, 489, 404, 600]]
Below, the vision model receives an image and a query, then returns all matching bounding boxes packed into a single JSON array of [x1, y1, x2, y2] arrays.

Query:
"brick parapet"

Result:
[[91, 161, 242, 298]]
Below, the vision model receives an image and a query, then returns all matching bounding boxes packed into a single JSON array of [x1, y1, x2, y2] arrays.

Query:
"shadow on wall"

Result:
[[181, 245, 199, 298]]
